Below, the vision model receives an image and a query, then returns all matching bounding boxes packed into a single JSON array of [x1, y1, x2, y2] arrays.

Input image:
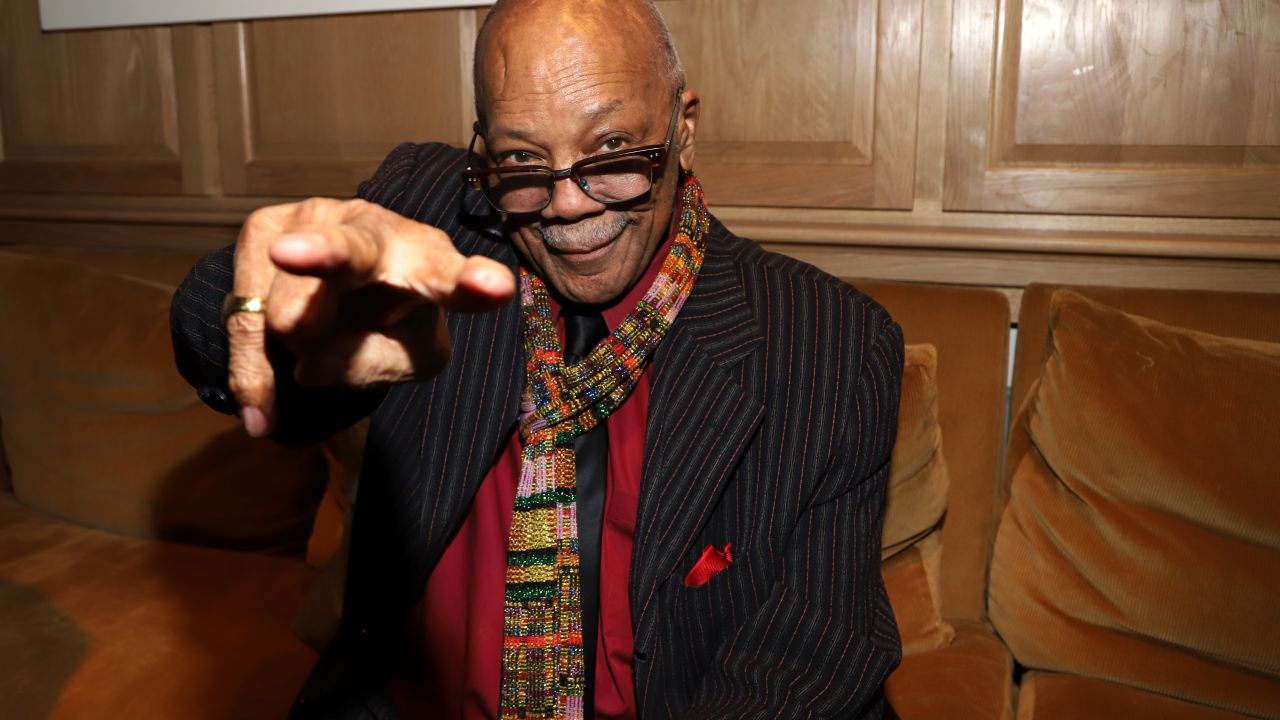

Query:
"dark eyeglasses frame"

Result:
[[463, 93, 683, 214]]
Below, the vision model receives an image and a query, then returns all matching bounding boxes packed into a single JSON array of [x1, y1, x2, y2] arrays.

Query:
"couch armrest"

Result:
[[886, 620, 1014, 720]]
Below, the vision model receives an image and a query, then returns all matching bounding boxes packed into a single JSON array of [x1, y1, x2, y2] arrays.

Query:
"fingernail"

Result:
[[242, 406, 269, 438], [275, 232, 324, 254], [472, 268, 496, 290], [476, 267, 510, 293]]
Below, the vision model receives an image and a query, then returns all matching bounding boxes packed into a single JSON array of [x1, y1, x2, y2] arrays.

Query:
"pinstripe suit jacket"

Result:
[[171, 142, 904, 719]]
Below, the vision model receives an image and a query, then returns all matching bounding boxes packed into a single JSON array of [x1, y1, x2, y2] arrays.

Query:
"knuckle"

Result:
[[343, 198, 375, 214], [227, 368, 270, 400], [295, 196, 336, 223], [417, 222, 452, 246], [354, 355, 387, 386], [367, 352, 409, 385], [243, 207, 273, 232], [244, 203, 292, 235], [225, 310, 266, 338]]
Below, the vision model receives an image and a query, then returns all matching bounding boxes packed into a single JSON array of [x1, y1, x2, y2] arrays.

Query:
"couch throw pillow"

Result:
[[882, 343, 950, 558], [879, 343, 953, 654], [988, 290, 1280, 718]]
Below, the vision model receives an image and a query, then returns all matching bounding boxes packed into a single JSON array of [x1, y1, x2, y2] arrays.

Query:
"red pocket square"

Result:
[[684, 543, 733, 587]]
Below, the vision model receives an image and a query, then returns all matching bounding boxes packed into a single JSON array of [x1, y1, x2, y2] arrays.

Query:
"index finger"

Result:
[[269, 202, 515, 312]]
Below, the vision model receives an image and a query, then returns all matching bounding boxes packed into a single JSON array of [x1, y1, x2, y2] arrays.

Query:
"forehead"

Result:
[[479, 14, 668, 128]]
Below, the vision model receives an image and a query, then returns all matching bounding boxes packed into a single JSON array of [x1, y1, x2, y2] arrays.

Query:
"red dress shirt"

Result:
[[388, 234, 675, 719]]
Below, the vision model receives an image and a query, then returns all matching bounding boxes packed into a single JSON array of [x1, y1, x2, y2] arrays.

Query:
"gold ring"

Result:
[[221, 295, 267, 324]]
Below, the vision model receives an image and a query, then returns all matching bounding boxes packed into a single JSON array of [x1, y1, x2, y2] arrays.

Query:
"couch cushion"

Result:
[[885, 620, 1014, 720], [882, 344, 949, 558], [882, 531, 953, 655], [1010, 283, 1280, 427], [0, 250, 327, 553], [0, 492, 317, 719], [989, 291, 1280, 718], [879, 342, 953, 654], [1014, 673, 1251, 720]]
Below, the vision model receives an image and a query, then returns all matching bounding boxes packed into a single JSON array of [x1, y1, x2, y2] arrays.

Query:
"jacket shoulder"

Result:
[[717, 226, 899, 352], [355, 142, 505, 258], [355, 142, 479, 226]]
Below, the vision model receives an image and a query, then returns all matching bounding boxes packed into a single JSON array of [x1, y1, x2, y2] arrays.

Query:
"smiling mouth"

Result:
[[556, 237, 618, 256]]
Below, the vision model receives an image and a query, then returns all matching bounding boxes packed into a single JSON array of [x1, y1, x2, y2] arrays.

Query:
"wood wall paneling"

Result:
[[0, 0, 1275, 301], [0, 0, 197, 195], [0, 219, 239, 252], [213, 8, 478, 198], [658, 0, 922, 209], [945, 0, 1280, 219], [775, 243, 1280, 309]]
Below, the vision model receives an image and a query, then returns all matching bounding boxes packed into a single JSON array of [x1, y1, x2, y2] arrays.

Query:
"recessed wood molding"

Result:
[[773, 243, 1280, 301], [212, 8, 480, 197], [2, 0, 1277, 298], [0, 0, 199, 195], [726, 218, 1280, 262], [660, 0, 922, 209], [944, 0, 1280, 219]]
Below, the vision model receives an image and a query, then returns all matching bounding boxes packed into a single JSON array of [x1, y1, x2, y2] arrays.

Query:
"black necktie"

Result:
[[564, 311, 608, 719]]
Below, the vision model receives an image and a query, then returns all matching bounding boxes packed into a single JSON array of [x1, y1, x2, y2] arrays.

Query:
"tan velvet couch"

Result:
[[2, 243, 1277, 719], [872, 282, 1280, 720]]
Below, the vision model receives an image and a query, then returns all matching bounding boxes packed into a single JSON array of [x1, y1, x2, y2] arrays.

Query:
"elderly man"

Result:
[[171, 1, 903, 718]]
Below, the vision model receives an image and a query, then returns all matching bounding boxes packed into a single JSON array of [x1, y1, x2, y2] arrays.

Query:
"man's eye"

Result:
[[499, 151, 541, 166], [600, 137, 629, 153]]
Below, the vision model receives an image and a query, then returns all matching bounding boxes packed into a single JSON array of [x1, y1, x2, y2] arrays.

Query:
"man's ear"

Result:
[[677, 89, 700, 172]]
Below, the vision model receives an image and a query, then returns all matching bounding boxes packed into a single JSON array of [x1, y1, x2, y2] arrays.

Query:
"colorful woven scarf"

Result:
[[499, 174, 709, 719]]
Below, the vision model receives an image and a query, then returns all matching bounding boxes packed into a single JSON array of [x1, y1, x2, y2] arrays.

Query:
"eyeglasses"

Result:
[[463, 94, 682, 215]]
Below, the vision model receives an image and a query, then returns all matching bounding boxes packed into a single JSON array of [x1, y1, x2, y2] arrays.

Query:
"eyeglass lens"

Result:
[[480, 154, 656, 213]]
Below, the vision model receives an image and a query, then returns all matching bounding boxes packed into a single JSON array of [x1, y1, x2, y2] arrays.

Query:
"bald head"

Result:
[[473, 0, 684, 123]]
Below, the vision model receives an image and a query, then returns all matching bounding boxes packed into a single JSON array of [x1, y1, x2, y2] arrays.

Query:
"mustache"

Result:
[[536, 214, 635, 251]]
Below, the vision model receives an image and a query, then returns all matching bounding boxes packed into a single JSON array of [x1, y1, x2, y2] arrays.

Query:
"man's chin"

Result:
[[545, 274, 627, 307], [539, 259, 639, 307]]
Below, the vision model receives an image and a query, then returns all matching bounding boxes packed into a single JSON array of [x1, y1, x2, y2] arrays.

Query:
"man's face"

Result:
[[479, 26, 696, 306]]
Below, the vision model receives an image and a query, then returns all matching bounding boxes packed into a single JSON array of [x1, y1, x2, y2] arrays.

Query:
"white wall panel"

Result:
[[39, 0, 491, 30]]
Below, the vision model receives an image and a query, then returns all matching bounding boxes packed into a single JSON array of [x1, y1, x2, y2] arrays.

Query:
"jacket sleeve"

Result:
[[684, 309, 905, 719], [168, 144, 427, 446]]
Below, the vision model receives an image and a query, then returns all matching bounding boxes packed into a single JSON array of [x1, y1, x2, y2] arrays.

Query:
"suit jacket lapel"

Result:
[[396, 223, 525, 607], [630, 220, 765, 650], [437, 222, 524, 500]]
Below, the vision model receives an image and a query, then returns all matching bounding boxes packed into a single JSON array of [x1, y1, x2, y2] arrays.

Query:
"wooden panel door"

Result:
[[658, 0, 922, 209], [946, 0, 1280, 219], [214, 8, 480, 198], [0, 0, 205, 195]]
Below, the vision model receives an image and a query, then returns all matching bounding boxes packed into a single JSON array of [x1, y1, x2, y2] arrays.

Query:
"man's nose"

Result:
[[541, 174, 606, 222]]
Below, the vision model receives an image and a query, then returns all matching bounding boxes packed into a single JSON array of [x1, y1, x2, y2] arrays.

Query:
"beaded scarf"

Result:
[[499, 174, 709, 719]]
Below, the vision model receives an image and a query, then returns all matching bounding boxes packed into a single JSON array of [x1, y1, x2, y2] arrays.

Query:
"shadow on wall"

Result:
[[0, 579, 89, 720]]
